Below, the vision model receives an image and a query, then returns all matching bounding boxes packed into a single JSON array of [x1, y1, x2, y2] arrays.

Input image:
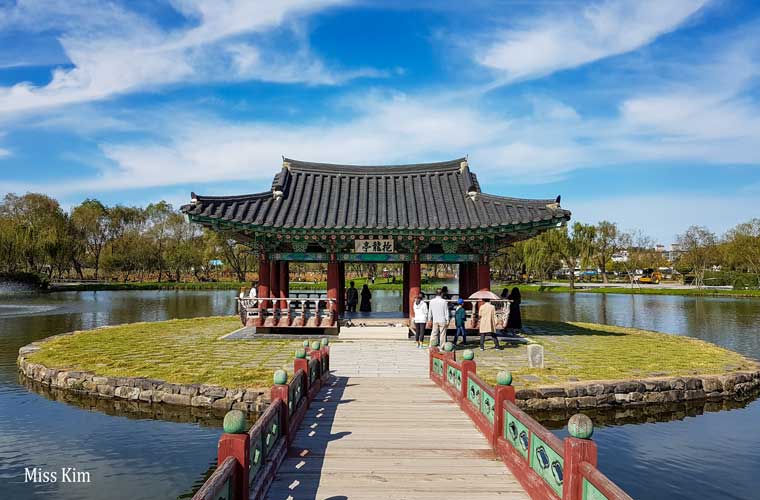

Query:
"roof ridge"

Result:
[[282, 157, 466, 175]]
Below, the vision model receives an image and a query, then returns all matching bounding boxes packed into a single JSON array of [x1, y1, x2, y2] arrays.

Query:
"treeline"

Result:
[[491, 220, 760, 288], [0, 193, 255, 283]]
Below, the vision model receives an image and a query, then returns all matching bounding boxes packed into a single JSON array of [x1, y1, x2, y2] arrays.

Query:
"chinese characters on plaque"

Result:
[[354, 239, 394, 253]]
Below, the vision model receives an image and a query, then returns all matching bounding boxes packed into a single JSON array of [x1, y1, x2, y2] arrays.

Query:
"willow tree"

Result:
[[546, 223, 596, 288]]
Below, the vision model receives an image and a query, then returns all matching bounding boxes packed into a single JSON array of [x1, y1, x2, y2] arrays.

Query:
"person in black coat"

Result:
[[506, 287, 522, 330], [359, 284, 372, 312]]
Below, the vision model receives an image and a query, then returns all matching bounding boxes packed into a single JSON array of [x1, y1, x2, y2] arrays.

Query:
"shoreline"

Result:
[[40, 280, 760, 298]]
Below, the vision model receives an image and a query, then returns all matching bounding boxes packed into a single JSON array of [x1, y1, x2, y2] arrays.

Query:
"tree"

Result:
[[546, 223, 596, 288], [676, 225, 718, 288], [206, 231, 255, 282], [145, 201, 174, 281], [71, 199, 111, 280], [723, 219, 760, 285], [592, 221, 628, 284]]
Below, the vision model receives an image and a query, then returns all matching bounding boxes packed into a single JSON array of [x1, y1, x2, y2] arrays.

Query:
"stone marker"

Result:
[[527, 344, 544, 368]]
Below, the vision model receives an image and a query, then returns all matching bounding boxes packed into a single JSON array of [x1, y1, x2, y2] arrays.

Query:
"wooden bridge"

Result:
[[192, 338, 632, 500]]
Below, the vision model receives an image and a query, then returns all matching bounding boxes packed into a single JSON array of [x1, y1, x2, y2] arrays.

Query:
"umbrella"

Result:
[[468, 290, 501, 300]]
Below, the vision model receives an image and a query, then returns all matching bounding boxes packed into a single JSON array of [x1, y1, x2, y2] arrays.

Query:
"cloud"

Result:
[[0, 148, 10, 158], [476, 0, 708, 82], [0, 0, 370, 115]]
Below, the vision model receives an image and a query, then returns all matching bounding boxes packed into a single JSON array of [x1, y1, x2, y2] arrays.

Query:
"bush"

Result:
[[0, 271, 50, 289]]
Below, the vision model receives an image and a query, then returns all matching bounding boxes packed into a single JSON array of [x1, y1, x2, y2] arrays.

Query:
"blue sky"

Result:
[[0, 0, 758, 243]]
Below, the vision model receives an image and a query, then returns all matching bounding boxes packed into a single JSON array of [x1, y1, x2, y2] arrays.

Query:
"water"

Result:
[[1, 289, 760, 499], [0, 291, 235, 500]]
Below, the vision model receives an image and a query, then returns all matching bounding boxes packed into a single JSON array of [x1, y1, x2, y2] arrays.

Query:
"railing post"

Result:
[[294, 348, 309, 404], [493, 370, 515, 448], [217, 410, 250, 500], [562, 414, 598, 500], [461, 351, 476, 403], [270, 370, 290, 444]]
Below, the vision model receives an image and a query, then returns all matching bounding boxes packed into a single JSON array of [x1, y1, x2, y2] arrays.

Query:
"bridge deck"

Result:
[[263, 341, 529, 500]]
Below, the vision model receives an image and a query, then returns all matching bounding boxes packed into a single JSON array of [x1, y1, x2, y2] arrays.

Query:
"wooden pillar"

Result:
[[409, 256, 421, 320], [459, 262, 469, 301], [337, 262, 346, 316], [279, 261, 289, 309], [270, 260, 280, 304], [326, 255, 339, 324], [258, 252, 270, 309], [477, 257, 491, 292], [402, 262, 410, 315], [468, 262, 478, 297]]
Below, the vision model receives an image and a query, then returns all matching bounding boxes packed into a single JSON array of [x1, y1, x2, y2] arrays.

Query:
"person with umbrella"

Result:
[[469, 290, 502, 351]]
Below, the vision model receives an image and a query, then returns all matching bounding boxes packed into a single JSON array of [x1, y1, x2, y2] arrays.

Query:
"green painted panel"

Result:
[[504, 409, 530, 459], [272, 252, 328, 262], [446, 365, 462, 390], [420, 253, 478, 263], [467, 378, 481, 408], [216, 475, 233, 500], [480, 391, 495, 424], [249, 431, 264, 484], [582, 478, 609, 500], [433, 358, 444, 376], [530, 434, 564, 497]]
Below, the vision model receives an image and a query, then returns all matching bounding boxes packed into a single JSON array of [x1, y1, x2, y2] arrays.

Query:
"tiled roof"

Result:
[[181, 158, 570, 231]]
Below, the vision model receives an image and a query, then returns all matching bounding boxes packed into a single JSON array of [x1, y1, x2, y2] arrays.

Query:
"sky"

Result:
[[0, 0, 758, 243]]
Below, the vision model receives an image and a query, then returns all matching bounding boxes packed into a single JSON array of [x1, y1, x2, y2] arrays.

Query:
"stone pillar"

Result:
[[326, 256, 339, 325], [409, 256, 421, 320], [279, 261, 289, 309], [337, 262, 346, 316], [402, 262, 410, 315]]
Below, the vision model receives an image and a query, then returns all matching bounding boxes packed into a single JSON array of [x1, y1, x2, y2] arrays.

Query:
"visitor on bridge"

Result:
[[506, 287, 522, 331], [360, 284, 372, 312], [346, 281, 359, 313], [428, 288, 450, 347], [413, 294, 428, 348], [453, 298, 467, 345], [479, 299, 502, 350]]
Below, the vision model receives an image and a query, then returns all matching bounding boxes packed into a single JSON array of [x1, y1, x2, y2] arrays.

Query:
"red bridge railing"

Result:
[[192, 339, 331, 500], [429, 343, 633, 500]]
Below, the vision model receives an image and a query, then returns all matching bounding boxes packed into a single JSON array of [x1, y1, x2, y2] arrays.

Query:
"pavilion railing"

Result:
[[428, 345, 633, 500], [237, 297, 338, 328], [192, 340, 331, 500]]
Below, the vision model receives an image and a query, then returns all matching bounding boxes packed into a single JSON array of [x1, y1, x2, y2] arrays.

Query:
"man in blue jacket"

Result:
[[453, 298, 467, 345]]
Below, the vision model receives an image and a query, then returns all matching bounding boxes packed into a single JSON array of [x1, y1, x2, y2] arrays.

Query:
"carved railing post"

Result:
[[562, 414, 597, 500], [217, 410, 250, 500], [493, 370, 515, 448]]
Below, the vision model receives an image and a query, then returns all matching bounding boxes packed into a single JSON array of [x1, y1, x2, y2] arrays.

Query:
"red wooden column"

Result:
[[257, 252, 270, 326], [459, 262, 469, 302], [326, 254, 339, 325], [409, 255, 421, 320], [402, 262, 410, 315], [477, 257, 491, 291], [337, 262, 346, 315], [270, 260, 280, 305], [468, 262, 478, 298], [279, 261, 289, 309]]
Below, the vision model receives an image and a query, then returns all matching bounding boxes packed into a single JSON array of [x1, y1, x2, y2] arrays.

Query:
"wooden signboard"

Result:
[[354, 239, 394, 253]]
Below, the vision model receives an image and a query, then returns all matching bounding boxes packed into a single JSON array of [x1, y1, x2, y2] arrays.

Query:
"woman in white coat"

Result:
[[413, 294, 428, 348]]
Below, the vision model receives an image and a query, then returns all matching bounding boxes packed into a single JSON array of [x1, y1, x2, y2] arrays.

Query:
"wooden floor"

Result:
[[263, 341, 529, 500]]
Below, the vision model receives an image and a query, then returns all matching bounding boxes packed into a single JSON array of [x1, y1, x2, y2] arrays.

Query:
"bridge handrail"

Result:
[[237, 297, 338, 328], [191, 340, 332, 500], [428, 347, 632, 500], [191, 456, 238, 500]]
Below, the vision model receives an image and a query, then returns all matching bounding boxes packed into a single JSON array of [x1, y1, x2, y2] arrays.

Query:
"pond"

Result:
[[0, 289, 759, 499]]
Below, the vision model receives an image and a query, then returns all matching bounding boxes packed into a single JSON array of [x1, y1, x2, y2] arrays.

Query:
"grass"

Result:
[[501, 284, 760, 298], [467, 320, 756, 388], [26, 316, 306, 389]]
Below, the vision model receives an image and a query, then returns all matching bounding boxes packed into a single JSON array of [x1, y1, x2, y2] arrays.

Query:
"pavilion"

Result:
[[181, 157, 570, 327]]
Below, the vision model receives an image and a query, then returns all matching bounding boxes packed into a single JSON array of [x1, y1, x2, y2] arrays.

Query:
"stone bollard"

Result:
[[493, 371, 516, 447], [217, 409, 250, 500], [562, 414, 598, 500], [527, 344, 545, 368]]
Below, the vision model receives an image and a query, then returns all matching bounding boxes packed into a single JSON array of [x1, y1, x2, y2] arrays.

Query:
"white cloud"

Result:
[[476, 0, 708, 82], [0, 0, 367, 115], [0, 148, 10, 158]]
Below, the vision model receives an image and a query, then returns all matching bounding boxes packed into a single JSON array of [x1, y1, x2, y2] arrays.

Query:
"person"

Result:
[[506, 287, 522, 330], [478, 298, 502, 350], [346, 281, 359, 312], [360, 284, 372, 312], [500, 287, 509, 299], [427, 288, 450, 347], [441, 286, 451, 300], [453, 298, 467, 345], [413, 294, 428, 348], [248, 281, 258, 299]]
